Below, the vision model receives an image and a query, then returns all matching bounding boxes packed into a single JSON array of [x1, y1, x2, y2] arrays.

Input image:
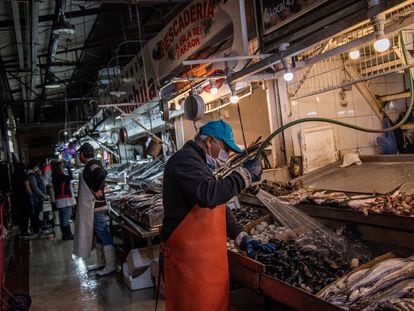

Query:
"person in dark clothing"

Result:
[[27, 165, 47, 236], [11, 163, 32, 238], [161, 119, 276, 311], [52, 161, 74, 240], [77, 143, 115, 276]]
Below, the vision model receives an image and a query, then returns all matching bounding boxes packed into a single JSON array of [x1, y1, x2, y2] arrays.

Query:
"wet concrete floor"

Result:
[[4, 230, 281, 311]]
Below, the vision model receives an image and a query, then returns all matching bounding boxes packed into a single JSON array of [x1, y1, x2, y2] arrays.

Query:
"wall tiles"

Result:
[[355, 116, 375, 147], [353, 89, 375, 116], [316, 91, 336, 118], [337, 118, 358, 150], [334, 89, 355, 118], [372, 115, 383, 130], [298, 97, 317, 119]]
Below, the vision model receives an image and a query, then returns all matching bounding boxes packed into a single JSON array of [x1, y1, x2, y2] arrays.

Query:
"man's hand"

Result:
[[239, 235, 277, 258], [93, 189, 103, 197]]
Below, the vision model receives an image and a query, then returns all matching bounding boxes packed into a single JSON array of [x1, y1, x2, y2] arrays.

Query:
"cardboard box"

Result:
[[126, 248, 152, 278], [122, 263, 153, 291]]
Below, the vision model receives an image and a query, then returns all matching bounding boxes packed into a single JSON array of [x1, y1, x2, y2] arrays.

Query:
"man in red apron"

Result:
[[162, 120, 276, 311]]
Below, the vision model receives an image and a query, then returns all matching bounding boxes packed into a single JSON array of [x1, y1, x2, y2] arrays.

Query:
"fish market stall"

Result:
[[227, 157, 414, 310], [283, 155, 414, 255]]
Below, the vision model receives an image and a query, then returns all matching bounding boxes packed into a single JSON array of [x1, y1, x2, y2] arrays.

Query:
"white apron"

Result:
[[73, 173, 95, 258]]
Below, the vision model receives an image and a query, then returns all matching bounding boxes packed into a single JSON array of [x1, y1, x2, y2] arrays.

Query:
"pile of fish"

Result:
[[249, 226, 372, 294], [128, 158, 166, 188], [295, 189, 414, 217], [347, 192, 414, 217], [121, 193, 164, 228], [300, 191, 349, 207], [259, 180, 302, 197], [318, 256, 414, 310]]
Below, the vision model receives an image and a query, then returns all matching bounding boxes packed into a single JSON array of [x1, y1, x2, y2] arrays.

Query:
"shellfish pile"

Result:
[[248, 225, 372, 294], [232, 206, 266, 226]]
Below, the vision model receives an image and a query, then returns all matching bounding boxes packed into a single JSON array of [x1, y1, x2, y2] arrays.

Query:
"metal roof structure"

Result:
[[0, 0, 189, 125]]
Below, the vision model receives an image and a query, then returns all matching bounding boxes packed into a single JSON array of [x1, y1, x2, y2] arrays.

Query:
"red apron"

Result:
[[163, 204, 229, 311]]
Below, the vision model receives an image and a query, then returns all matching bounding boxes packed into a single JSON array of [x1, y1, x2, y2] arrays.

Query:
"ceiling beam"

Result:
[[0, 4, 138, 28], [11, 1, 24, 71]]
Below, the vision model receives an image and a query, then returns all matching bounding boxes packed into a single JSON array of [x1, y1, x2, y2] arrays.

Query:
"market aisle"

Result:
[[25, 236, 163, 311], [5, 232, 280, 311]]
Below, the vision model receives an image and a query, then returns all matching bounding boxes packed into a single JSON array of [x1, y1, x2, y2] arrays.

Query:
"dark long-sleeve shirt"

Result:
[[83, 159, 107, 210], [162, 140, 244, 242]]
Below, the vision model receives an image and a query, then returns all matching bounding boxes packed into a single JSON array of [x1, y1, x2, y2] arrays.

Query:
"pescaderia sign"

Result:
[[148, 0, 244, 81], [99, 0, 244, 139], [260, 0, 328, 35]]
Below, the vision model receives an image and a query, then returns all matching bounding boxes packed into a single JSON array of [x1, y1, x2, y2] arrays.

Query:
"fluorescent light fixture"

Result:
[[45, 72, 61, 89], [109, 90, 127, 97], [41, 102, 53, 108], [52, 13, 75, 35], [349, 50, 360, 59]]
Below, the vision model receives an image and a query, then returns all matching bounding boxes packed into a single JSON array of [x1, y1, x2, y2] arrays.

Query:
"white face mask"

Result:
[[206, 140, 229, 171], [215, 149, 229, 166]]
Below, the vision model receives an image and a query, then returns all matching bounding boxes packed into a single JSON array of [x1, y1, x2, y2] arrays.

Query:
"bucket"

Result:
[[147, 137, 163, 158]]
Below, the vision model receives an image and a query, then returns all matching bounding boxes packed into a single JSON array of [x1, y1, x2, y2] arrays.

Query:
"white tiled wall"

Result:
[[287, 72, 405, 157]]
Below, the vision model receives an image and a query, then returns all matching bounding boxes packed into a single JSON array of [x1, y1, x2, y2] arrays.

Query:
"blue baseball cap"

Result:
[[199, 120, 242, 153]]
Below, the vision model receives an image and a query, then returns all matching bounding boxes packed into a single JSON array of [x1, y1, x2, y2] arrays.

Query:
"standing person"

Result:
[[51, 161, 74, 240], [11, 163, 32, 238], [161, 119, 276, 311], [27, 164, 47, 236], [73, 143, 116, 276]]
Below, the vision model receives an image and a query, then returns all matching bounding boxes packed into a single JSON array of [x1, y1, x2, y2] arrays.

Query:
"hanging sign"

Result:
[[99, 0, 244, 115], [147, 0, 244, 81], [260, 0, 328, 35]]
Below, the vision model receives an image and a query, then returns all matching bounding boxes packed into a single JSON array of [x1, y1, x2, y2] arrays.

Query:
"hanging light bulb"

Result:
[[210, 80, 218, 95], [283, 68, 294, 82], [372, 15, 390, 52], [230, 94, 239, 104], [349, 50, 360, 60], [374, 32, 390, 52], [282, 58, 294, 82], [279, 43, 294, 82]]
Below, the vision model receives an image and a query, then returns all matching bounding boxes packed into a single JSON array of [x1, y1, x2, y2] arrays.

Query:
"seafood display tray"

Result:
[[229, 250, 404, 310], [228, 251, 342, 310], [296, 204, 413, 232], [238, 194, 414, 254], [296, 204, 414, 255], [296, 154, 414, 195]]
